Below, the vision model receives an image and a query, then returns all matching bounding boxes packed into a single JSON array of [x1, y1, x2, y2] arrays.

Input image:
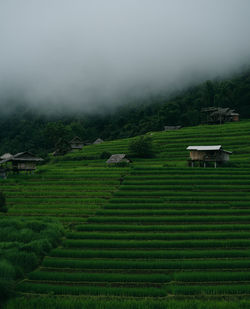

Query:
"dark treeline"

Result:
[[0, 71, 250, 156]]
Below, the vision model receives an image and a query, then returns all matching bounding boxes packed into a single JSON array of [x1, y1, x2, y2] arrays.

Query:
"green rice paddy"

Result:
[[2, 120, 250, 307]]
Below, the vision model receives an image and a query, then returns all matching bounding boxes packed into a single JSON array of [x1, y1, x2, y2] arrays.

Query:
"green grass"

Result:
[[42, 257, 250, 270], [167, 284, 250, 295], [95, 209, 250, 216], [17, 282, 166, 297], [62, 238, 250, 249], [174, 271, 250, 282], [66, 231, 250, 241], [28, 270, 170, 283], [5, 298, 250, 309], [87, 215, 250, 223], [75, 223, 250, 232], [50, 248, 250, 259]]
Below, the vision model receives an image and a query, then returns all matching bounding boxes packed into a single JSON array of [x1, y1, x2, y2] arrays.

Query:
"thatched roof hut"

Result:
[[201, 107, 240, 124], [69, 136, 84, 150], [106, 154, 131, 164], [93, 138, 104, 145], [0, 152, 44, 172], [0, 153, 13, 160]]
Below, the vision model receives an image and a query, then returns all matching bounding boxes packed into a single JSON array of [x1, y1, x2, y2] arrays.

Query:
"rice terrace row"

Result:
[[2, 120, 250, 308]]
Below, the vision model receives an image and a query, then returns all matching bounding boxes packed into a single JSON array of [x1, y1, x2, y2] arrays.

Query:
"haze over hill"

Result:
[[0, 0, 250, 114]]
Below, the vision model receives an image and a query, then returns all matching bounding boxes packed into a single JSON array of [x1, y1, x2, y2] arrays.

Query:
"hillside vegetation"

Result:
[[0, 69, 250, 156], [1, 120, 250, 308]]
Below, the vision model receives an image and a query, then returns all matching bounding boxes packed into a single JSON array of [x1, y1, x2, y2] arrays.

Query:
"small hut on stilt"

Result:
[[186, 145, 232, 168]]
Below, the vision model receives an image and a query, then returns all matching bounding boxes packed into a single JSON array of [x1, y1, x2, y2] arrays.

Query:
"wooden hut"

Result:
[[93, 138, 104, 145], [201, 107, 240, 124], [164, 126, 182, 131], [186, 145, 232, 168], [106, 154, 131, 164], [69, 136, 84, 150], [9, 152, 44, 172]]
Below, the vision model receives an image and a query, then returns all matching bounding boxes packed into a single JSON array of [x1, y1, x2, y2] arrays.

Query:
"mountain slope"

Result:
[[1, 120, 249, 300]]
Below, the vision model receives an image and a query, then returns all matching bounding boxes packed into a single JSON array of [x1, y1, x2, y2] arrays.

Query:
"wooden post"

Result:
[[204, 162, 206, 168], [214, 161, 217, 168]]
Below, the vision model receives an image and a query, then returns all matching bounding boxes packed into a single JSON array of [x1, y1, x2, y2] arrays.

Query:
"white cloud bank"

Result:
[[0, 0, 250, 113]]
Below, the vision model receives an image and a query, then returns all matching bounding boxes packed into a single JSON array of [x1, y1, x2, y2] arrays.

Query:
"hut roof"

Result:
[[70, 136, 83, 143], [106, 154, 129, 164], [210, 108, 234, 116], [187, 145, 222, 151], [12, 152, 44, 162], [0, 153, 13, 160], [186, 145, 232, 154], [164, 126, 182, 131], [93, 138, 104, 144], [201, 107, 218, 112], [201, 107, 239, 116]]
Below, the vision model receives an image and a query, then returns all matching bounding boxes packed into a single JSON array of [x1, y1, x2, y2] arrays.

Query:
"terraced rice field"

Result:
[[1, 164, 129, 223], [2, 120, 250, 303]]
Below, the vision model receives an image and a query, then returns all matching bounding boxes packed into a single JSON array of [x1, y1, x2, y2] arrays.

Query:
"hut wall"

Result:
[[190, 150, 230, 162], [17, 162, 36, 170], [232, 115, 239, 122], [189, 151, 206, 160], [71, 143, 83, 149], [0, 171, 6, 179], [220, 152, 230, 162]]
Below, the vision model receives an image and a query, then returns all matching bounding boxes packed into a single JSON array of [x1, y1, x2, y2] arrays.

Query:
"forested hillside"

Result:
[[0, 70, 250, 156]]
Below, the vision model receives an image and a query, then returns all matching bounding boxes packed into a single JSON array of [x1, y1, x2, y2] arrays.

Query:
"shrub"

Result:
[[0, 192, 7, 213], [116, 162, 130, 167], [0, 217, 64, 301], [0, 279, 14, 301], [128, 136, 153, 158], [6, 251, 39, 273], [100, 151, 111, 159], [0, 260, 15, 301], [0, 260, 15, 280], [21, 239, 52, 256]]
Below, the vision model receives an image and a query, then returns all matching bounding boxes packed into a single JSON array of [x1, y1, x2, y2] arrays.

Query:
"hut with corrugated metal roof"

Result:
[[106, 154, 131, 164], [186, 145, 232, 168]]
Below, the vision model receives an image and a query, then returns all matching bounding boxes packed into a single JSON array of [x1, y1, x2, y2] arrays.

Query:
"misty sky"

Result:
[[0, 0, 250, 113]]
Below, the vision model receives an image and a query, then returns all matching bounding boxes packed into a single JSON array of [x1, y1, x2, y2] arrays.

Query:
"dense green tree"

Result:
[[129, 136, 153, 158], [0, 192, 7, 213]]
